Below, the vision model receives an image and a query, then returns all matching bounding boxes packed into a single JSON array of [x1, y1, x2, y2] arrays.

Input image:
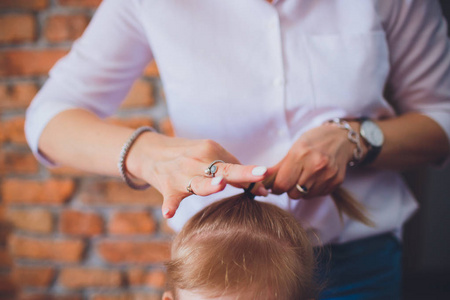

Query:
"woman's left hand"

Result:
[[269, 122, 363, 199]]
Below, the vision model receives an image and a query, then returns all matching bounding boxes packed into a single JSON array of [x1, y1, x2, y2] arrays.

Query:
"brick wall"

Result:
[[0, 1, 173, 299]]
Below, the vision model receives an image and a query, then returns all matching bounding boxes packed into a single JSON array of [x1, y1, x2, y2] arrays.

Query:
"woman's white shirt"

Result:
[[25, 0, 450, 244]]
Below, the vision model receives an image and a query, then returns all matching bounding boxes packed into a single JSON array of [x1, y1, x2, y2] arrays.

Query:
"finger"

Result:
[[289, 165, 340, 199], [299, 163, 341, 198], [161, 193, 183, 219], [271, 157, 303, 195], [321, 167, 346, 195], [161, 175, 227, 219], [213, 163, 268, 184], [316, 173, 339, 196], [288, 180, 316, 199], [190, 175, 227, 196], [247, 181, 270, 196]]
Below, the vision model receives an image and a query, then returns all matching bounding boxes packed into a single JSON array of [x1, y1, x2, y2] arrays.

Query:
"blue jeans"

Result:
[[315, 233, 402, 300]]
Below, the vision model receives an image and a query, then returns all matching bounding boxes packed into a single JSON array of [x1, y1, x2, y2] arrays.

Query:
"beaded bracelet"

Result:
[[326, 118, 363, 167], [118, 126, 155, 190]]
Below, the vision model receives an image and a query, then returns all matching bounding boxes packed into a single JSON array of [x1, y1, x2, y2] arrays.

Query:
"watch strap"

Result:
[[358, 117, 382, 166], [361, 144, 381, 165]]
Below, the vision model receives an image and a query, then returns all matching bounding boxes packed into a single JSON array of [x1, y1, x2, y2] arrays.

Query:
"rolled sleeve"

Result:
[[382, 0, 450, 165], [25, 0, 153, 166]]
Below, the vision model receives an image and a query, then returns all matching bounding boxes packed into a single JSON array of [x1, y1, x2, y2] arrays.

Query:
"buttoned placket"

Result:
[[266, 7, 290, 141]]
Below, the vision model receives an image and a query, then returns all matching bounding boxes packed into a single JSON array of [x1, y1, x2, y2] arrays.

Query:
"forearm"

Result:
[[38, 109, 137, 177], [351, 113, 449, 170]]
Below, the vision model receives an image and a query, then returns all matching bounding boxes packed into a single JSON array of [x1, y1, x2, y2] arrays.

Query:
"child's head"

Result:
[[163, 193, 317, 300]]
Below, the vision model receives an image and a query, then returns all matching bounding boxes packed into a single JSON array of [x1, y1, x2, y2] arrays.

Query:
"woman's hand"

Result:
[[126, 132, 269, 218], [269, 122, 364, 199]]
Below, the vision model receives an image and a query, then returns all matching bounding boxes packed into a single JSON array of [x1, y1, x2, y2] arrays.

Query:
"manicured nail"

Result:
[[257, 186, 269, 196], [252, 166, 267, 176], [163, 208, 170, 216], [211, 176, 223, 186]]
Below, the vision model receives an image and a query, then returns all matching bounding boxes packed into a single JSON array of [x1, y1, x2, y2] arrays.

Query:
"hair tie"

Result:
[[244, 182, 256, 199]]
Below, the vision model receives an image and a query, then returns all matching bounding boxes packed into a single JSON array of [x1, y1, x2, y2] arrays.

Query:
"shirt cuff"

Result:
[[25, 96, 83, 168]]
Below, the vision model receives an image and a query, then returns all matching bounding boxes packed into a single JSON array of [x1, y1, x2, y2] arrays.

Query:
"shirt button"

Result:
[[277, 129, 287, 137], [273, 78, 284, 87]]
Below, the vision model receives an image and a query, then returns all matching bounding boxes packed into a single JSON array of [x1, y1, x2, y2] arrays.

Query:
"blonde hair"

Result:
[[165, 192, 318, 300]]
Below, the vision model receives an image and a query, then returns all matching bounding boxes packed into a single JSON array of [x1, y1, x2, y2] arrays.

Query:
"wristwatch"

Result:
[[358, 117, 384, 165]]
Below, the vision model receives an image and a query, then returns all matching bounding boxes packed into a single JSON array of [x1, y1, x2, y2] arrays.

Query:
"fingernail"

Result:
[[211, 176, 223, 186], [252, 166, 267, 176], [163, 208, 170, 216], [257, 186, 269, 196]]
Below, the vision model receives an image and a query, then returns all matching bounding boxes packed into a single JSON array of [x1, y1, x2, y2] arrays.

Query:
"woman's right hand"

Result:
[[126, 132, 270, 218]]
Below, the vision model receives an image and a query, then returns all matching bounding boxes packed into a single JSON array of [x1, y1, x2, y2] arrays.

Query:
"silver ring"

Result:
[[204, 160, 225, 177], [296, 184, 308, 194], [187, 175, 203, 195]]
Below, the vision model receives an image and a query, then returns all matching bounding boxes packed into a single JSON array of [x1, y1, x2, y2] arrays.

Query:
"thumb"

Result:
[[264, 163, 281, 189]]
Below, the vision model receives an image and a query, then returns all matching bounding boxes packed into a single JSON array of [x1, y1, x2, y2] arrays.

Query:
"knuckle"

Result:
[[314, 154, 330, 170], [271, 182, 286, 195], [335, 173, 345, 185], [219, 163, 232, 177], [296, 144, 312, 159], [330, 164, 339, 175], [288, 190, 301, 199], [325, 166, 339, 181], [198, 139, 219, 155], [271, 188, 283, 195], [207, 139, 221, 151], [276, 180, 291, 192]]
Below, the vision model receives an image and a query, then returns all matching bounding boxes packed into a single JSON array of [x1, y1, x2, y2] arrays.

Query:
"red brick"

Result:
[[118, 268, 166, 288], [80, 180, 163, 207], [143, 60, 159, 77], [6, 209, 53, 234], [8, 235, 84, 262], [0, 204, 7, 220], [18, 293, 82, 300], [0, 273, 17, 293], [2, 178, 75, 205], [0, 0, 49, 10], [1, 117, 27, 144], [160, 219, 175, 235], [0, 124, 4, 144], [12, 266, 55, 288], [97, 240, 170, 264], [0, 83, 38, 110], [159, 118, 175, 137], [0, 151, 39, 175], [45, 15, 89, 42], [109, 211, 155, 235], [145, 270, 165, 289], [121, 80, 154, 109], [0, 221, 13, 244], [126, 268, 145, 286], [60, 210, 103, 237], [107, 117, 154, 130], [91, 294, 160, 300], [59, 268, 121, 289], [0, 49, 68, 77], [58, 0, 102, 8], [0, 248, 13, 267], [0, 14, 36, 44], [50, 166, 92, 177]]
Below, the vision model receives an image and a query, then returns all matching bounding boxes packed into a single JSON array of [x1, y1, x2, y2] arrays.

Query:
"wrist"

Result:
[[356, 118, 385, 165], [324, 118, 364, 166], [125, 130, 160, 183], [346, 120, 370, 160]]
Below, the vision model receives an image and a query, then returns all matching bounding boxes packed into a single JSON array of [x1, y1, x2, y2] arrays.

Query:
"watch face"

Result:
[[361, 121, 384, 147]]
